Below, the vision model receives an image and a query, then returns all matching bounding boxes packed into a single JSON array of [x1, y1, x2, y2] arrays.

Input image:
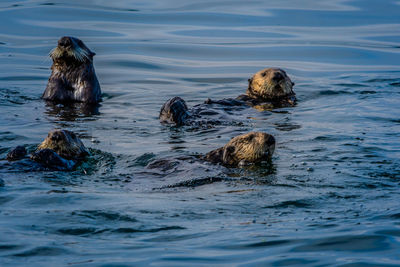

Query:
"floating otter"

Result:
[[5, 129, 89, 171], [148, 131, 275, 172], [160, 68, 295, 126], [204, 132, 275, 166], [42, 36, 101, 104]]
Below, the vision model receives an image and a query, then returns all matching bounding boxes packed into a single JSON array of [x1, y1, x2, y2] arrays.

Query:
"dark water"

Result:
[[1, 0, 400, 266]]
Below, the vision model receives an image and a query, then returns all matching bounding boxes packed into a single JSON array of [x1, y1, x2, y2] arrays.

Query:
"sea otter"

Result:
[[148, 131, 275, 173], [42, 36, 101, 104], [5, 129, 89, 171], [159, 68, 295, 126], [204, 132, 275, 166]]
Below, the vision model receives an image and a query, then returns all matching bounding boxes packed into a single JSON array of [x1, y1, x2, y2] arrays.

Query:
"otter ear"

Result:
[[222, 145, 235, 165]]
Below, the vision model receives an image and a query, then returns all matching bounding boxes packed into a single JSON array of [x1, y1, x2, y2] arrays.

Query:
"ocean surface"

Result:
[[1, 0, 400, 266]]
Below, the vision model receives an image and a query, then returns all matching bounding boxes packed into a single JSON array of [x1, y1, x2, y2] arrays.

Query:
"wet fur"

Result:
[[206, 68, 296, 108], [5, 129, 88, 171], [30, 148, 76, 170], [160, 68, 296, 126], [204, 132, 275, 166], [159, 97, 191, 126], [246, 68, 295, 101], [6, 146, 27, 161], [43, 36, 101, 103], [37, 129, 89, 160]]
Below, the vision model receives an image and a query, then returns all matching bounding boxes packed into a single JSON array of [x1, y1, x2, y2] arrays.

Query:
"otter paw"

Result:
[[30, 149, 76, 170], [6, 146, 27, 161]]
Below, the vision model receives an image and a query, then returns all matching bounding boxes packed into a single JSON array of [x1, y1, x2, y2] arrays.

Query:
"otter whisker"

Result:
[[73, 46, 90, 62], [79, 47, 90, 58], [72, 48, 82, 62], [49, 47, 63, 60]]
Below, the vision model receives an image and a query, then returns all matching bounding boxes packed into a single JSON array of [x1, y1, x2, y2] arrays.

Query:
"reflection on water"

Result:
[[44, 102, 100, 121], [1, 0, 400, 266]]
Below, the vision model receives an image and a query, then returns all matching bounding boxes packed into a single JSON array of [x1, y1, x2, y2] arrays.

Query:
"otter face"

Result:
[[159, 97, 191, 126], [37, 129, 89, 160], [247, 68, 295, 100], [50, 36, 95, 64], [222, 132, 275, 166]]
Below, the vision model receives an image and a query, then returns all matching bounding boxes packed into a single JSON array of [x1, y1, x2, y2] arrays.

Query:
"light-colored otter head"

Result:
[[205, 132, 275, 166], [246, 68, 295, 101], [50, 36, 95, 64], [222, 132, 275, 166], [37, 129, 89, 160]]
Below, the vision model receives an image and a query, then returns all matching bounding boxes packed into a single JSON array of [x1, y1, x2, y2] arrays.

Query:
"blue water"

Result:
[[1, 0, 400, 266]]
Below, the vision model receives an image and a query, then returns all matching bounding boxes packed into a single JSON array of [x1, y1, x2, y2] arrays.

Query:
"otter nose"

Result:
[[266, 135, 275, 146], [58, 37, 72, 48], [272, 72, 284, 82]]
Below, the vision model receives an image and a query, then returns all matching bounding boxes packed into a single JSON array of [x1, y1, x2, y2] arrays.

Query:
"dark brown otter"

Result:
[[159, 96, 191, 126], [204, 132, 275, 166], [160, 68, 296, 126], [5, 129, 89, 171], [42, 36, 101, 104]]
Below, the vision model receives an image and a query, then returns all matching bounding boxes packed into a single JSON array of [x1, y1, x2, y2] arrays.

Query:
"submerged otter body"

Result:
[[5, 129, 89, 171], [43, 36, 101, 104], [160, 68, 296, 126]]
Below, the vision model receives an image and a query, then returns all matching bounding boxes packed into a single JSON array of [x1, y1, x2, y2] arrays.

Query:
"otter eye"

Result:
[[51, 133, 62, 141], [226, 146, 235, 154], [246, 134, 255, 141], [261, 72, 267, 77]]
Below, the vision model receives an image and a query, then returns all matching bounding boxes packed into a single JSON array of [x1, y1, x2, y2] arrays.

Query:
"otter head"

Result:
[[246, 68, 295, 101], [159, 97, 191, 126], [50, 36, 95, 65], [36, 129, 89, 160], [221, 132, 275, 166]]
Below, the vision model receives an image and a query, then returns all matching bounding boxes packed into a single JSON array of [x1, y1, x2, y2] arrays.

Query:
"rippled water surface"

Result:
[[1, 0, 400, 266]]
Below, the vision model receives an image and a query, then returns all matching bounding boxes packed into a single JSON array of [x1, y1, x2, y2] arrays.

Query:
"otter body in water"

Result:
[[43, 36, 101, 104], [160, 68, 295, 126], [148, 131, 275, 172], [204, 132, 275, 166], [5, 129, 89, 171]]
